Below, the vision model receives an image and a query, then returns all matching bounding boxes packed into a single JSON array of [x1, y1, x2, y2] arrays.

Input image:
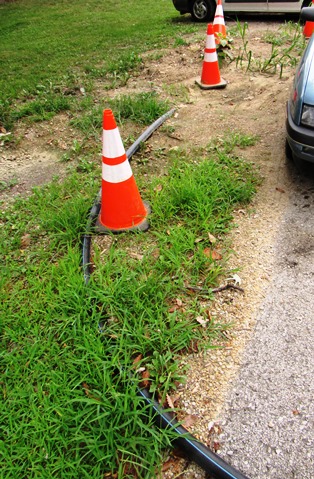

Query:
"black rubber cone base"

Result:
[[195, 77, 227, 90], [95, 201, 151, 234]]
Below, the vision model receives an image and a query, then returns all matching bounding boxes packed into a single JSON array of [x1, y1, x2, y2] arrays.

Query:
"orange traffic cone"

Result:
[[303, 21, 314, 37], [96, 109, 150, 233], [213, 0, 227, 44], [303, 4, 314, 38], [195, 24, 227, 90]]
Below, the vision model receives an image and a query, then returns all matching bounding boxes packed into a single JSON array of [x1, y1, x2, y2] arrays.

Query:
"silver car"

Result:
[[172, 0, 309, 22], [286, 7, 314, 166]]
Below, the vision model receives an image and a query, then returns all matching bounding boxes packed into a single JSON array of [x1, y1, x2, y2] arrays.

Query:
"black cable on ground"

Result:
[[81, 110, 251, 479]]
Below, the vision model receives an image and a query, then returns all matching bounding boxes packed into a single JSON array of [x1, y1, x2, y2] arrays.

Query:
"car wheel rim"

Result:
[[193, 0, 208, 19]]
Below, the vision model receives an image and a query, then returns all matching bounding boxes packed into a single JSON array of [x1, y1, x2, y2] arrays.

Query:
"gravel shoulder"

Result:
[[216, 172, 314, 479]]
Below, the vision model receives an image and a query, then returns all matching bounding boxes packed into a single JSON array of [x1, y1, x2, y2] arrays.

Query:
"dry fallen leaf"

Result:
[[212, 441, 221, 452], [161, 457, 177, 472], [182, 414, 198, 430], [207, 232, 217, 244], [168, 305, 178, 313], [211, 250, 223, 260], [203, 248, 223, 260], [166, 394, 175, 410], [154, 184, 163, 192], [128, 251, 144, 260], [140, 369, 150, 388], [152, 248, 160, 259], [20, 234, 31, 249], [196, 315, 209, 327], [133, 354, 142, 365]]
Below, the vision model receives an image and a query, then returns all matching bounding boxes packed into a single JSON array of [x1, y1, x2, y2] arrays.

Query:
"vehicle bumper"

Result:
[[172, 0, 189, 14], [286, 102, 314, 163]]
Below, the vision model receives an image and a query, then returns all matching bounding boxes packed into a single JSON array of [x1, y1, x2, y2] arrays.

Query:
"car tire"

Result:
[[285, 139, 293, 161], [286, 140, 313, 174], [292, 152, 313, 174], [190, 0, 216, 22]]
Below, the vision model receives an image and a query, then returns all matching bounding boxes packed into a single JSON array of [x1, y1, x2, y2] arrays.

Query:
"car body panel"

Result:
[[172, 0, 304, 17], [303, 40, 314, 105], [286, 23, 314, 164]]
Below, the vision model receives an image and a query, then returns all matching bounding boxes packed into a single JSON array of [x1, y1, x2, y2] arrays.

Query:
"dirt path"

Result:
[[1, 18, 310, 478]]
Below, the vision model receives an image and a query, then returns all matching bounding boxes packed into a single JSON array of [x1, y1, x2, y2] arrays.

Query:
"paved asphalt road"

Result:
[[218, 165, 314, 479]]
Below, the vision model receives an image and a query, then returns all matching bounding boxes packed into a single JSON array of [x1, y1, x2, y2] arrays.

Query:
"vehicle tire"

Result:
[[285, 139, 312, 173], [190, 0, 215, 22], [292, 152, 313, 174], [285, 139, 293, 161]]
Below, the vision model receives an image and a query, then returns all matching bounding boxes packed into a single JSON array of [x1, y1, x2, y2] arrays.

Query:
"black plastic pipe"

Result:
[[81, 110, 251, 479], [125, 108, 176, 160], [138, 388, 250, 479]]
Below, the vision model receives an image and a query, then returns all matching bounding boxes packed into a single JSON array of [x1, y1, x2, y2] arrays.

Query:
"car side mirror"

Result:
[[300, 7, 314, 23]]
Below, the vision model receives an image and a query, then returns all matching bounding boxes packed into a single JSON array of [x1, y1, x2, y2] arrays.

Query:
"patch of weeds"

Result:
[[0, 99, 13, 131], [234, 20, 305, 77], [208, 131, 258, 154], [217, 34, 234, 62], [76, 157, 97, 173], [60, 139, 86, 163], [71, 92, 171, 138], [174, 36, 189, 47], [160, 124, 176, 137], [162, 83, 190, 104], [0, 177, 18, 191], [150, 149, 259, 235], [85, 51, 143, 88], [144, 350, 185, 396], [257, 22, 305, 75], [234, 21, 253, 71], [107, 51, 143, 76], [146, 51, 164, 62], [0, 131, 15, 147], [70, 105, 103, 137], [12, 94, 71, 123], [108, 92, 170, 125]]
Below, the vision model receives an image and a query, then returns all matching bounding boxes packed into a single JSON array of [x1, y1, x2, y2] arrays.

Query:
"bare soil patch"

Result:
[[0, 19, 299, 477]]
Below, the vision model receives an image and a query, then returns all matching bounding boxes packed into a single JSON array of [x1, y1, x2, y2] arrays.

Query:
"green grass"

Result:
[[71, 92, 171, 137], [0, 1, 262, 477], [0, 134, 260, 478], [0, 0, 198, 129]]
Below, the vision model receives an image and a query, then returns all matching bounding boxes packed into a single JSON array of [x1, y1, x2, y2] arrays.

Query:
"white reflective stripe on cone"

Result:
[[205, 35, 216, 49], [102, 159, 133, 183], [204, 51, 217, 63], [215, 5, 224, 15], [103, 128, 125, 158], [214, 18, 225, 25]]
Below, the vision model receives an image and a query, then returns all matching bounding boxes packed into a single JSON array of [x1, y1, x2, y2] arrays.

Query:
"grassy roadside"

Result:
[[0, 132, 260, 478], [0, 1, 270, 478]]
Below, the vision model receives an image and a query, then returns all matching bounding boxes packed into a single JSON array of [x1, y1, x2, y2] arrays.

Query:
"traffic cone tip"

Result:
[[103, 109, 117, 130]]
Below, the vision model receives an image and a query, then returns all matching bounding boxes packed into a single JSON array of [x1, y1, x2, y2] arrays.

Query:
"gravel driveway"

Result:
[[218, 166, 314, 479]]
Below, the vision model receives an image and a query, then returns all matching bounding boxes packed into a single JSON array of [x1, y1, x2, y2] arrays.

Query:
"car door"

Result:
[[222, 0, 268, 14], [267, 0, 303, 14]]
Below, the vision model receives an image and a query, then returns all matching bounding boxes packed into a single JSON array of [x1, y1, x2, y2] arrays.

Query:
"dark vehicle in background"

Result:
[[286, 7, 314, 167], [172, 0, 307, 22]]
